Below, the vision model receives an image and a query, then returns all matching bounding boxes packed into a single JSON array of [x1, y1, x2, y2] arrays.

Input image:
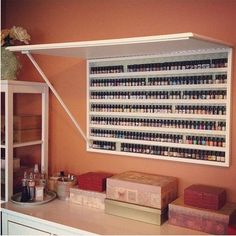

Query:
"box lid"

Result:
[[78, 172, 113, 181], [108, 171, 177, 187], [185, 184, 226, 195]]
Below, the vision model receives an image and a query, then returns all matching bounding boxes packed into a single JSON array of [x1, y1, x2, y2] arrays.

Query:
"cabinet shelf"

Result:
[[90, 83, 227, 91], [89, 68, 228, 78], [89, 124, 226, 135], [90, 99, 227, 105], [89, 136, 226, 152], [90, 112, 226, 120], [1, 140, 43, 149], [13, 140, 43, 148], [87, 148, 228, 167]]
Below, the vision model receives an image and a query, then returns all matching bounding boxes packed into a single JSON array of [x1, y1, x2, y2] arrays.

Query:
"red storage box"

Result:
[[169, 196, 236, 235], [184, 184, 226, 210], [78, 172, 113, 192]]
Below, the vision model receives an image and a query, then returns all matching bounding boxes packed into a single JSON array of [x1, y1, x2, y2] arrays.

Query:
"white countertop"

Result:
[[1, 199, 206, 235]]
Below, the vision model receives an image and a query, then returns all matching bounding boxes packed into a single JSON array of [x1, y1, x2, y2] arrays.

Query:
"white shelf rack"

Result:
[[90, 83, 228, 91], [89, 99, 227, 105], [87, 48, 232, 167], [89, 136, 226, 152], [87, 147, 227, 167], [89, 112, 226, 120], [89, 124, 226, 135], [89, 68, 228, 78], [6, 32, 232, 167]]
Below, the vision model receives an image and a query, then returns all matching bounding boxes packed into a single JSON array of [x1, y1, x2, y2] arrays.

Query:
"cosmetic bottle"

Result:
[[21, 171, 30, 202], [28, 172, 36, 201]]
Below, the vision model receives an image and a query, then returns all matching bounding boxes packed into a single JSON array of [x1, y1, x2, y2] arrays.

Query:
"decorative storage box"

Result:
[[105, 198, 168, 225], [13, 129, 41, 143], [106, 171, 177, 209], [70, 187, 106, 209], [184, 184, 226, 210], [13, 115, 42, 130], [169, 196, 236, 235], [78, 172, 113, 192]]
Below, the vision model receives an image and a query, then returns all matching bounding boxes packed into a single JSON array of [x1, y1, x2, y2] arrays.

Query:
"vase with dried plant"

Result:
[[1, 26, 31, 80]]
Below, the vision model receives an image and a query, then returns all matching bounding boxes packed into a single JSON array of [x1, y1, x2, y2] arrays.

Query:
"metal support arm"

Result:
[[25, 52, 88, 143]]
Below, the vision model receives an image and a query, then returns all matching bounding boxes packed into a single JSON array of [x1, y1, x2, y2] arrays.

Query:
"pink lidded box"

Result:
[[169, 196, 236, 235], [70, 187, 106, 210], [106, 171, 178, 209]]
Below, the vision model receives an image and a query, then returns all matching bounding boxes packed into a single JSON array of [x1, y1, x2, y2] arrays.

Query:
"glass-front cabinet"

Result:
[[1, 80, 48, 202]]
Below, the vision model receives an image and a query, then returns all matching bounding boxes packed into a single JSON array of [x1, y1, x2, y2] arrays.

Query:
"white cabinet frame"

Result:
[[0, 80, 48, 201]]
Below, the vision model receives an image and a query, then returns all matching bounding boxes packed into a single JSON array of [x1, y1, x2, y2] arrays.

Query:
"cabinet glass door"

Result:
[[12, 93, 43, 195], [0, 80, 48, 202]]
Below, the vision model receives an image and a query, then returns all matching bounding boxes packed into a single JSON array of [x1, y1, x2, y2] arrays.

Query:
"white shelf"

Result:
[[89, 124, 226, 135], [89, 68, 228, 78], [1, 199, 7, 204], [90, 99, 227, 105], [1, 144, 6, 148], [6, 32, 232, 59], [89, 136, 226, 152], [90, 112, 226, 120], [87, 148, 228, 167], [13, 140, 43, 148], [2, 141, 43, 149], [90, 83, 227, 91], [0, 80, 48, 93]]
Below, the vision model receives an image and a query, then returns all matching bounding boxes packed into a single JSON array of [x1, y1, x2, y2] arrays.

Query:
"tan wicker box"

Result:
[[70, 187, 106, 209]]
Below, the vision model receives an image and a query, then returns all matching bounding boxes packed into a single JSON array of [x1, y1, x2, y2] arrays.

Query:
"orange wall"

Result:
[[5, 0, 236, 201], [1, 0, 6, 28]]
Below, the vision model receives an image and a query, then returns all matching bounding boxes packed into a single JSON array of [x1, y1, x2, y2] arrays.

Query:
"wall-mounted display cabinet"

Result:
[[87, 49, 232, 167], [0, 80, 48, 202], [6, 33, 232, 167]]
